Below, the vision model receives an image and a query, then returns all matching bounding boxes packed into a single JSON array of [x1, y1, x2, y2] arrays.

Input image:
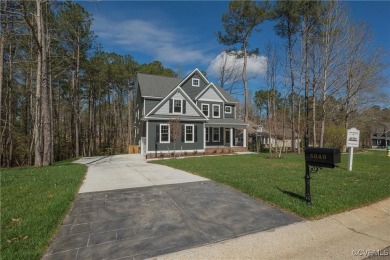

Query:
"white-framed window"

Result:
[[185, 124, 194, 143], [173, 99, 182, 114], [205, 127, 210, 142], [160, 124, 170, 143], [225, 106, 232, 114], [192, 78, 200, 87], [202, 104, 209, 117], [377, 139, 382, 145], [212, 104, 220, 118], [212, 127, 220, 142]]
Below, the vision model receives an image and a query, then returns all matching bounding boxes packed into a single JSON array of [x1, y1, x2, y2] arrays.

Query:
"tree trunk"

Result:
[[242, 42, 249, 123], [287, 33, 296, 152], [34, 0, 43, 166]]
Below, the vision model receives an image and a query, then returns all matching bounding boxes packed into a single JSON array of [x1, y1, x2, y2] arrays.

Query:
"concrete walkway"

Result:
[[157, 198, 390, 260], [75, 154, 208, 193]]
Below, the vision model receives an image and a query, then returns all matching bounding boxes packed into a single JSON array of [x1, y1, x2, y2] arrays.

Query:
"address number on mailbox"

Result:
[[305, 148, 341, 168]]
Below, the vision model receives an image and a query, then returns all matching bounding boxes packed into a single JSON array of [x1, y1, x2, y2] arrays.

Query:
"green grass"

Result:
[[0, 160, 87, 260], [153, 150, 390, 219]]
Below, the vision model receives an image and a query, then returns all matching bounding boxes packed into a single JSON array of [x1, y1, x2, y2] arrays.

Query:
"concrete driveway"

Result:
[[43, 154, 301, 260], [76, 154, 208, 193]]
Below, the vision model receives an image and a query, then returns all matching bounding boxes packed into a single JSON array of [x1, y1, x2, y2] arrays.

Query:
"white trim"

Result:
[[172, 98, 183, 114], [201, 104, 209, 118], [197, 98, 225, 103], [178, 68, 209, 87], [204, 124, 207, 148], [192, 78, 200, 87], [225, 106, 232, 114], [212, 104, 221, 118], [143, 96, 163, 99], [185, 124, 194, 143], [205, 122, 248, 126], [145, 86, 208, 119], [143, 98, 145, 116], [144, 117, 207, 122], [194, 83, 228, 102], [148, 149, 205, 154], [160, 124, 170, 143], [212, 127, 220, 142], [243, 128, 247, 148], [146, 121, 149, 153], [230, 128, 233, 148]]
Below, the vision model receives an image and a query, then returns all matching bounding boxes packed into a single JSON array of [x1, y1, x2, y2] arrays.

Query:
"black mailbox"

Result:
[[305, 148, 341, 168]]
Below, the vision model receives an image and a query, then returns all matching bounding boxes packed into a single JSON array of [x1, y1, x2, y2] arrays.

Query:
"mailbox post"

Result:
[[304, 148, 341, 205]]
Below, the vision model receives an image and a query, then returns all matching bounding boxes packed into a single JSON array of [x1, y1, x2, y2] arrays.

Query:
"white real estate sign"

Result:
[[346, 128, 360, 171], [346, 128, 360, 148]]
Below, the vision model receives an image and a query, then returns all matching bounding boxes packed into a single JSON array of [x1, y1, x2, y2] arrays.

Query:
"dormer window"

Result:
[[173, 99, 182, 113], [192, 78, 200, 87]]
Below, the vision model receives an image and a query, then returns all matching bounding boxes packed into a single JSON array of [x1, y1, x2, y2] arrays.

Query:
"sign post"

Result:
[[346, 128, 360, 171]]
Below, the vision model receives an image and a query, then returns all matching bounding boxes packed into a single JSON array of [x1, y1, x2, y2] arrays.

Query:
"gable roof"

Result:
[[195, 83, 228, 102], [136, 71, 238, 103], [137, 73, 181, 98], [145, 85, 208, 120], [178, 68, 209, 87]]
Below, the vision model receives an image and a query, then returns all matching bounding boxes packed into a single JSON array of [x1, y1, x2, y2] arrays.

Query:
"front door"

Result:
[[225, 129, 230, 146]]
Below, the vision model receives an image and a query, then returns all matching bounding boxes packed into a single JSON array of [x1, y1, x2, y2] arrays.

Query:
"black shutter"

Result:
[[183, 100, 186, 114], [169, 99, 173, 113], [194, 125, 197, 142], [181, 125, 185, 142], [156, 125, 159, 143]]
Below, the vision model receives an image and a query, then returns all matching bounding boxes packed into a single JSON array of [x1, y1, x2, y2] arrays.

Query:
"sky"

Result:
[[79, 0, 390, 102]]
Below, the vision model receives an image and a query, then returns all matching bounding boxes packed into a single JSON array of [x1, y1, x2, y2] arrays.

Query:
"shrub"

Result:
[[324, 125, 347, 150]]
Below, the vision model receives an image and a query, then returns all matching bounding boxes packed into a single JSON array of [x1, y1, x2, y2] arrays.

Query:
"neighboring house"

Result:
[[247, 121, 301, 150], [134, 69, 248, 156], [371, 124, 390, 148]]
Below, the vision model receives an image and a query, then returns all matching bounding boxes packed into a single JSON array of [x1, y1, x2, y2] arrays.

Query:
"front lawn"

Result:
[[153, 151, 390, 219], [0, 160, 87, 260]]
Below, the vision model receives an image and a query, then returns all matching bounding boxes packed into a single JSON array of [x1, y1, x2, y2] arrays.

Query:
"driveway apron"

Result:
[[43, 155, 301, 260]]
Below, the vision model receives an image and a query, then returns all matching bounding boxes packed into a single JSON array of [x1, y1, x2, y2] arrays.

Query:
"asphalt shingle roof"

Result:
[[137, 73, 181, 98], [137, 73, 237, 103], [207, 118, 247, 126]]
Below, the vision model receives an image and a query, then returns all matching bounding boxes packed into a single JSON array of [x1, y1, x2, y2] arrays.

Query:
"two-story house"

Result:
[[134, 68, 248, 156]]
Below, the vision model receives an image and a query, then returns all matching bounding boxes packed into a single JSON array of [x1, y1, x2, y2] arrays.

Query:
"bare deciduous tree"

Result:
[[218, 51, 241, 95], [169, 118, 181, 158]]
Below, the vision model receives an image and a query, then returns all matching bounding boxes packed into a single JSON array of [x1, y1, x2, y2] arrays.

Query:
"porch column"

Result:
[[243, 128, 247, 148], [204, 125, 206, 149], [230, 128, 233, 147]]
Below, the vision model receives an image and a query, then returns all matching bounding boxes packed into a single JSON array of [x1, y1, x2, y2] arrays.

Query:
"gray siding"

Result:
[[152, 92, 201, 117], [180, 72, 208, 99], [198, 87, 224, 101], [147, 121, 204, 152], [224, 105, 235, 118], [206, 127, 224, 146], [197, 101, 225, 119]]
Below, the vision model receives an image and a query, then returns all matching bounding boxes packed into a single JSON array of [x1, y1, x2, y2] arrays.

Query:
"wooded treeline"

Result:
[[217, 0, 388, 151], [1, 0, 389, 167], [0, 0, 176, 167]]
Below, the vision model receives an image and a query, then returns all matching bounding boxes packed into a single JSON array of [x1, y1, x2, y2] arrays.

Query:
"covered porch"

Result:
[[204, 119, 248, 149]]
